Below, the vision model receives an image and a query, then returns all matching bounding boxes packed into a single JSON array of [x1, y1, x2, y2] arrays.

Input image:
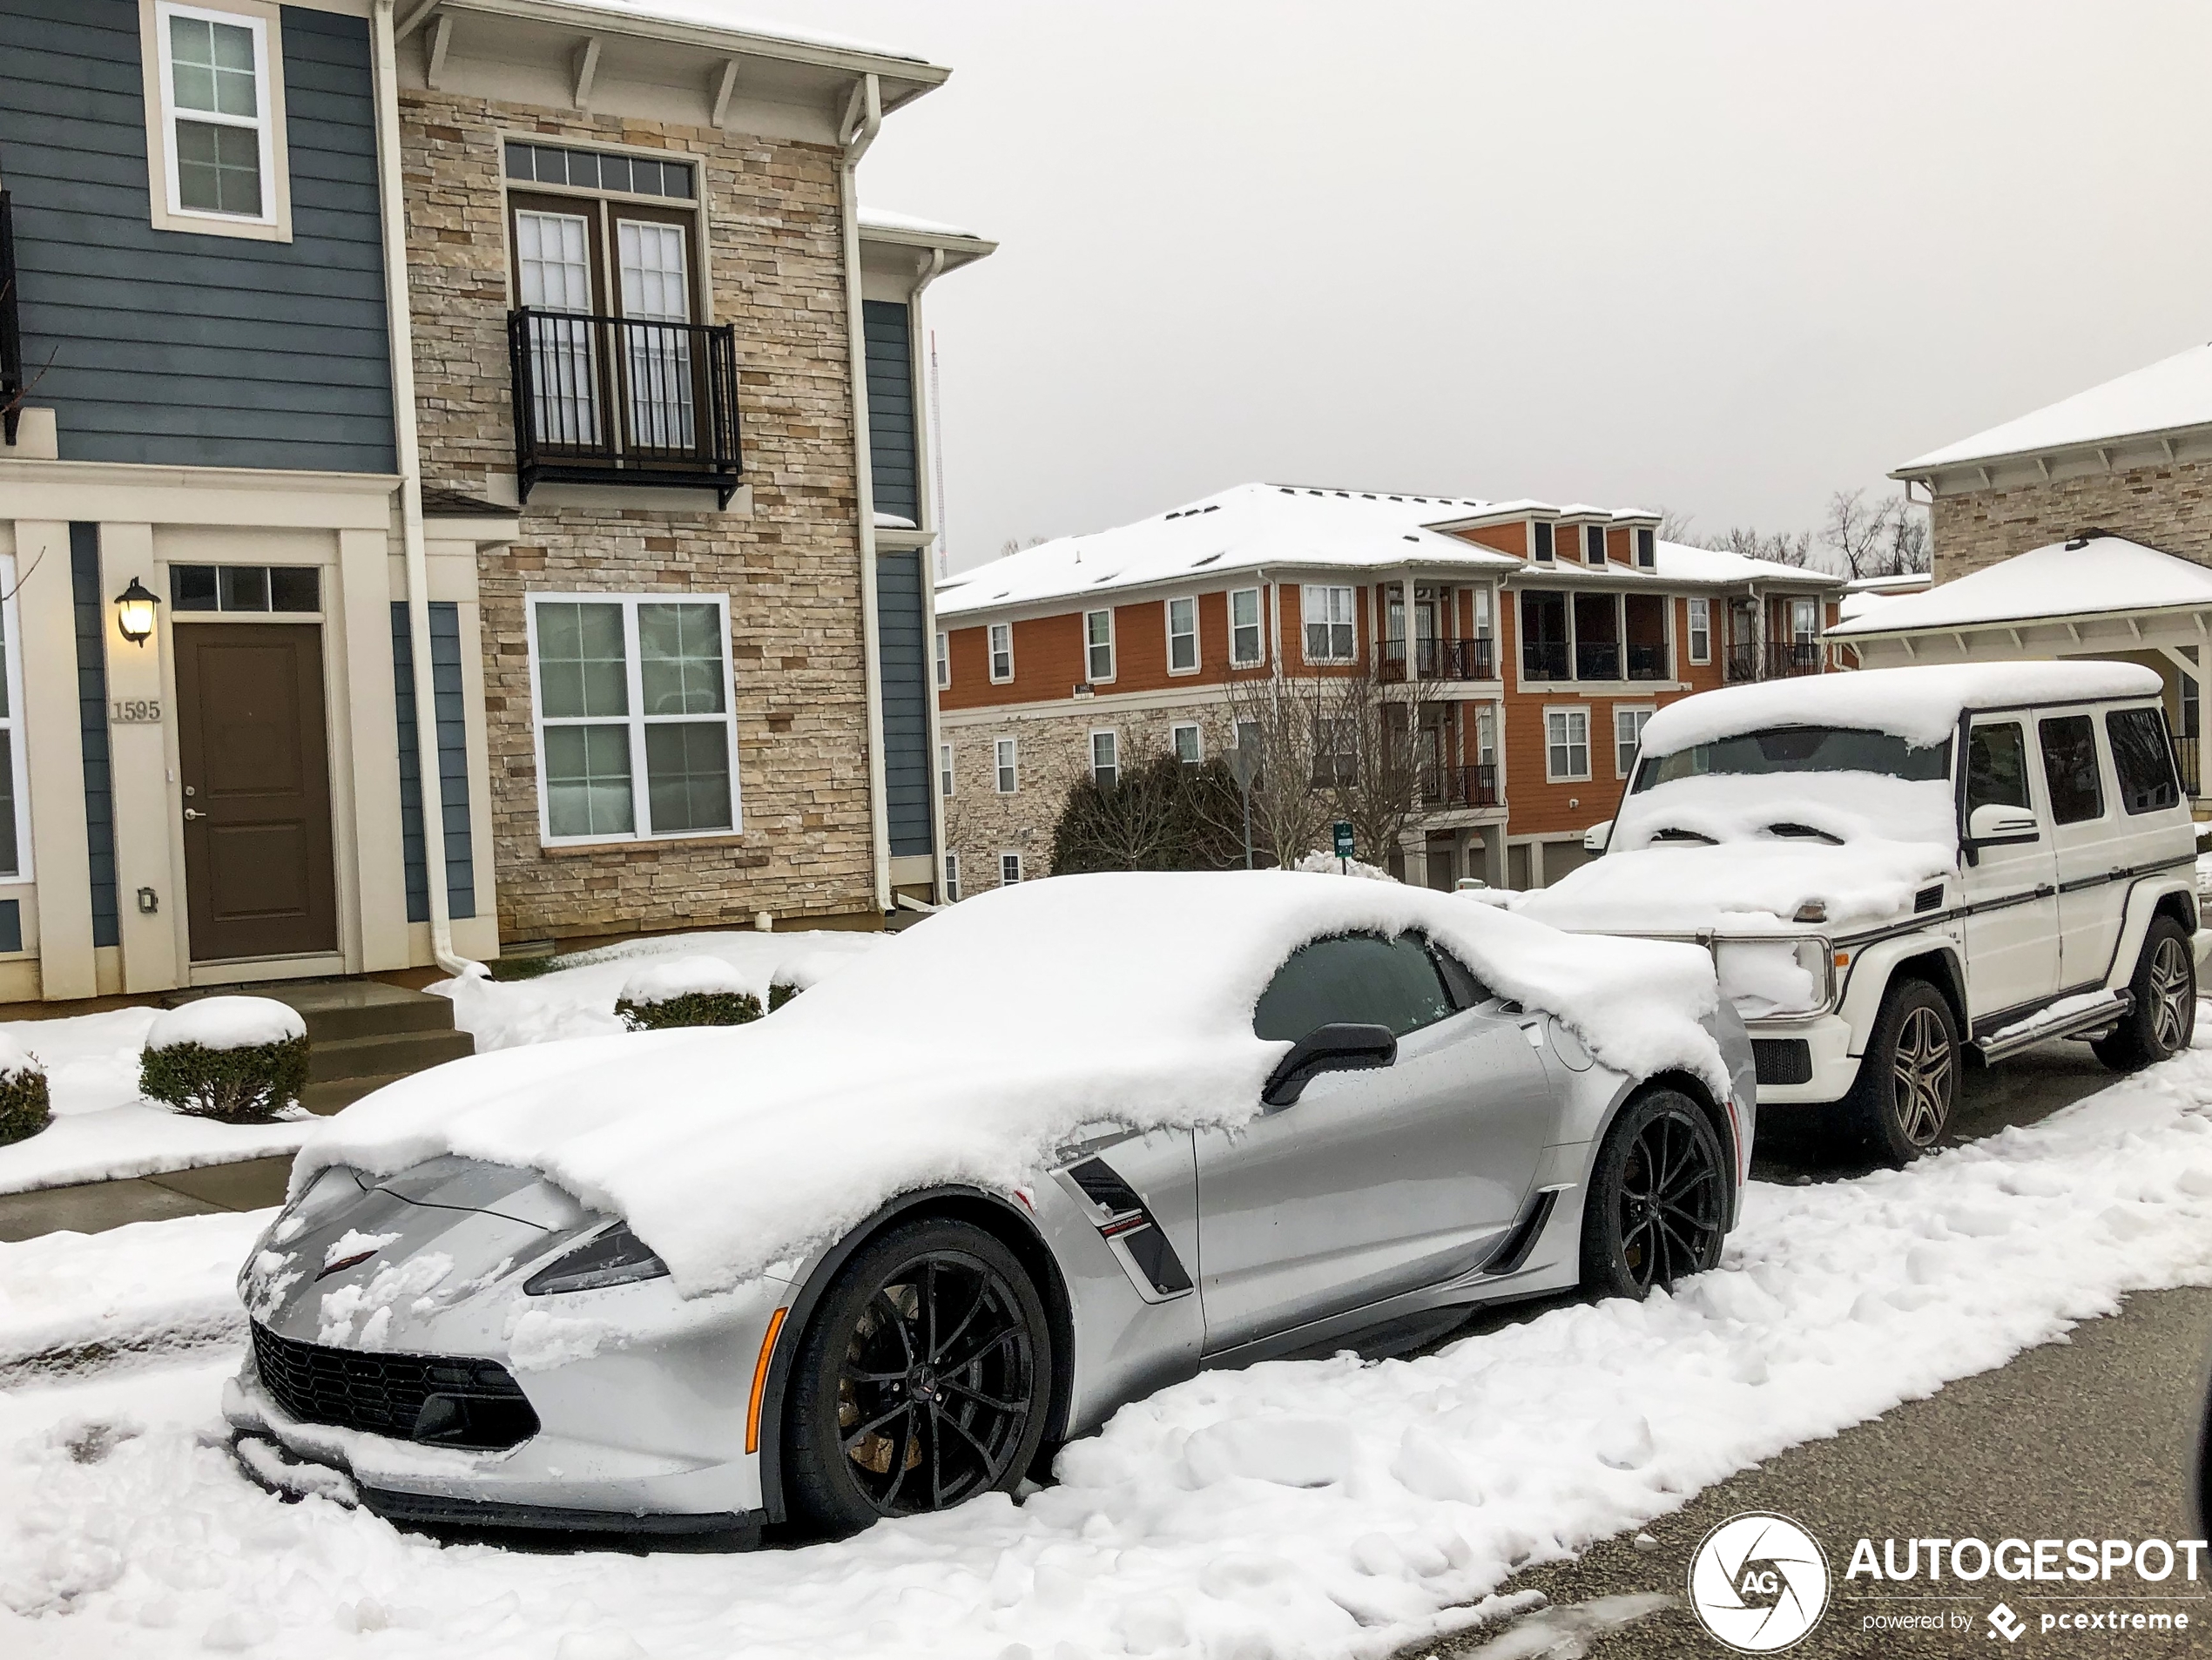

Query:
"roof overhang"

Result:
[[859, 215, 997, 276], [1891, 421, 2212, 496]]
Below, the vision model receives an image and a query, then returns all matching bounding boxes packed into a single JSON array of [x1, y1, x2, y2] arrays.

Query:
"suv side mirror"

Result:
[[1968, 802, 2040, 842], [1262, 1022, 1397, 1108]]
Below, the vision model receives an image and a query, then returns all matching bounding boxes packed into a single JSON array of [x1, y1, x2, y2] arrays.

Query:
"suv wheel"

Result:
[[1842, 978, 1958, 1165], [2093, 915, 2196, 1071]]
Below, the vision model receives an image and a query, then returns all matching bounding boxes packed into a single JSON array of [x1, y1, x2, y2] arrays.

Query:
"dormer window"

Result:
[[1585, 524, 1606, 565], [1533, 522, 1554, 562], [1635, 527, 1656, 569]]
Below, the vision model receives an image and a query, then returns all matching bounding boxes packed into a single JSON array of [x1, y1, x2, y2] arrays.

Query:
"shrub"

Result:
[[0, 1038, 51, 1146], [1051, 752, 1247, 875], [139, 996, 310, 1124], [767, 982, 800, 1012], [614, 955, 762, 1031]]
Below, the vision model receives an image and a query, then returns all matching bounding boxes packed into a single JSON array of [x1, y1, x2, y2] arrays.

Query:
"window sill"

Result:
[[538, 832, 752, 858]]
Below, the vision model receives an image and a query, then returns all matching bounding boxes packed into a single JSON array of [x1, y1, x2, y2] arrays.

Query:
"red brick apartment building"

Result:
[[934, 483, 1842, 893]]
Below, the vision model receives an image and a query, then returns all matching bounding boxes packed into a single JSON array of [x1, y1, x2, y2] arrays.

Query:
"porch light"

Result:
[[114, 577, 159, 646]]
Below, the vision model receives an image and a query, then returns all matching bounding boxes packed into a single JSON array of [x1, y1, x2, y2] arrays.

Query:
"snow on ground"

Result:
[[0, 1211, 270, 1377], [435, 930, 883, 1051], [0, 1010, 314, 1197], [3, 1043, 2211, 1658]]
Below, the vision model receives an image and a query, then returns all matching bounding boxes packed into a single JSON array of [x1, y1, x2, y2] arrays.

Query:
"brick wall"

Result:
[[1931, 459, 2212, 582], [401, 91, 876, 940]]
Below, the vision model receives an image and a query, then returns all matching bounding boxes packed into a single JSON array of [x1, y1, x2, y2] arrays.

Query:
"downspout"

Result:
[[907, 247, 948, 903], [372, 0, 477, 979], [840, 73, 892, 916]]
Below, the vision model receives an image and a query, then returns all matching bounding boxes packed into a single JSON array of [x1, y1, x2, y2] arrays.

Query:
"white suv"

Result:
[[1518, 662, 2198, 1163]]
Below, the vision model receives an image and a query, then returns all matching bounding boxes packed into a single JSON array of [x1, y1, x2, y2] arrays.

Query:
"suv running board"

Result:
[[1973, 991, 2132, 1064]]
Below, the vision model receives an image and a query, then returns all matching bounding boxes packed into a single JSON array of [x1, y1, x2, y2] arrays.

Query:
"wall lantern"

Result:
[[114, 577, 160, 647]]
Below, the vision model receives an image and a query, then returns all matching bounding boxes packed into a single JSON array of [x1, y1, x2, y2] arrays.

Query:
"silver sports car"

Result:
[[227, 874, 1755, 1539]]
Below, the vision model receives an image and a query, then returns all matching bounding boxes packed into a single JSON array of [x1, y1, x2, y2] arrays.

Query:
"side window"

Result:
[[2107, 708, 2180, 814], [1427, 941, 1491, 1009], [1966, 721, 2032, 814], [2038, 715, 2105, 825], [1253, 934, 1453, 1043]]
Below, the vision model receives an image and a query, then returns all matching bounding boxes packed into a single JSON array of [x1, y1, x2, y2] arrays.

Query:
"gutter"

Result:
[[372, 0, 479, 981], [839, 73, 892, 916]]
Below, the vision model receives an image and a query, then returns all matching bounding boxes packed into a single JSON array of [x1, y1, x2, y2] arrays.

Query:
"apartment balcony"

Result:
[[1726, 640, 1826, 683], [509, 309, 744, 507], [1379, 636, 1497, 683], [1, 190, 21, 446], [1420, 762, 1500, 811]]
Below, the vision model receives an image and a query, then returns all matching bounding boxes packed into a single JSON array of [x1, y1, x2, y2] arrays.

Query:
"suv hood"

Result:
[[1520, 836, 1958, 936]]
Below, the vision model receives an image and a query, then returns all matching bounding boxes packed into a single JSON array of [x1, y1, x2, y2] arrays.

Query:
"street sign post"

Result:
[[1332, 820, 1354, 874], [1226, 743, 1260, 869]]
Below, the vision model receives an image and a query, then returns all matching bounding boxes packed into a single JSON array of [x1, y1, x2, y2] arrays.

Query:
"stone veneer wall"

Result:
[[400, 91, 876, 941], [1931, 459, 2212, 582]]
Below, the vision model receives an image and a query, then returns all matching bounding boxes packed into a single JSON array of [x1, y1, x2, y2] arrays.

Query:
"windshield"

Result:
[[1633, 726, 1952, 792]]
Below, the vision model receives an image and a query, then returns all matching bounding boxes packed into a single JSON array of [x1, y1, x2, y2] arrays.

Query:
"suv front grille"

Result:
[[251, 1323, 539, 1451], [1752, 1038, 1814, 1086]]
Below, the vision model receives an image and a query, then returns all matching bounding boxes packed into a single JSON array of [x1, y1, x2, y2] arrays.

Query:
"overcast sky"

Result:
[[653, 2, 2212, 570]]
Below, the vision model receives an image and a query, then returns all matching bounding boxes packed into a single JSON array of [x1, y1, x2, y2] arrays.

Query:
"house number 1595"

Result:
[[111, 699, 162, 724]]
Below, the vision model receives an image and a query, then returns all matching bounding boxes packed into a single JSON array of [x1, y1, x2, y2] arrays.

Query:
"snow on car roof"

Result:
[[934, 483, 1519, 616], [1638, 660, 2164, 754], [294, 874, 1726, 1296], [1896, 341, 2212, 473], [1825, 536, 2212, 638]]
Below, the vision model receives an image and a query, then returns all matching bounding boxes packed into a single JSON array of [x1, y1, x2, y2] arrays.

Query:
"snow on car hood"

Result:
[[1521, 772, 1959, 935], [293, 873, 1728, 1297]]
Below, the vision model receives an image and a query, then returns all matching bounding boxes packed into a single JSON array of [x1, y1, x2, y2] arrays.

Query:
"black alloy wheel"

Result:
[[784, 1218, 1052, 1534], [1841, 977, 1959, 1166], [1581, 1088, 1730, 1299], [2094, 915, 2197, 1072]]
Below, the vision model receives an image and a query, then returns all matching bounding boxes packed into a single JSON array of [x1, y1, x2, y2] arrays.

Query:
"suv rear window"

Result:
[[1634, 726, 1951, 792], [2106, 707, 2180, 814]]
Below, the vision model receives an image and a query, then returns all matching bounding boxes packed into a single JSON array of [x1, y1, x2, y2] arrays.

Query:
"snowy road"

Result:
[[2, 1050, 2210, 1658]]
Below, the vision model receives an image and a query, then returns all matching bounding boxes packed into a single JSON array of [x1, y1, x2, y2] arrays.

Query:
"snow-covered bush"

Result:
[[138, 996, 309, 1124], [1292, 849, 1398, 881], [614, 956, 762, 1032], [0, 1032, 51, 1145], [765, 948, 855, 1014]]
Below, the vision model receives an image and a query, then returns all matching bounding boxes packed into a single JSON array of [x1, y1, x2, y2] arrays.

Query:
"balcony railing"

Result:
[[1724, 640, 1825, 683], [1575, 641, 1621, 681], [1626, 642, 1668, 680], [509, 308, 743, 507], [1, 191, 22, 447], [1420, 762, 1500, 810], [1523, 639, 1569, 681], [1379, 636, 1497, 683]]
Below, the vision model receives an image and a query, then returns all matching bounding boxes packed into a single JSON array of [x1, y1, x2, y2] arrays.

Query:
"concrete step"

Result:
[[300, 1072, 409, 1117], [165, 979, 461, 1043], [307, 1027, 474, 1084]]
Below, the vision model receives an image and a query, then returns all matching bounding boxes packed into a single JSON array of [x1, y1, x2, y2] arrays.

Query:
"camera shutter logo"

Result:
[[1688, 1512, 1831, 1652]]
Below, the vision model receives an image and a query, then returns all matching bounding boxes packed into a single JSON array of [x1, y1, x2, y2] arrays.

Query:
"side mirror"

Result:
[[1967, 802, 2039, 842], [1262, 1022, 1397, 1108]]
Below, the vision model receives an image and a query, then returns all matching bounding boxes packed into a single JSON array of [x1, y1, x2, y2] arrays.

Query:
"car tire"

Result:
[[1579, 1087, 1730, 1300], [783, 1216, 1053, 1536], [1840, 977, 1958, 1165], [2093, 914, 2196, 1072]]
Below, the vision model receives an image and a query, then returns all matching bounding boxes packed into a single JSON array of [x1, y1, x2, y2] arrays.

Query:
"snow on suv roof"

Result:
[[1640, 660, 2164, 754], [934, 483, 1517, 617]]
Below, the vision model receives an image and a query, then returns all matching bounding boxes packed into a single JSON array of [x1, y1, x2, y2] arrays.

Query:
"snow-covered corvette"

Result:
[[226, 874, 1753, 1537], [1520, 661, 2197, 1162]]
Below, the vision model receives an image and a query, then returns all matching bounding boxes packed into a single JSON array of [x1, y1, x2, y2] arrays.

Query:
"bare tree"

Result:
[[1312, 669, 1441, 868], [1820, 489, 1892, 579], [1872, 496, 1932, 577], [1718, 526, 1814, 568], [1049, 752, 1197, 873], [997, 535, 1048, 558], [1656, 508, 1700, 545], [1213, 675, 1331, 868]]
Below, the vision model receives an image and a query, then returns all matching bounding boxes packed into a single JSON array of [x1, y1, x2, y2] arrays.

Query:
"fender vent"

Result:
[[1914, 884, 1945, 914], [1065, 1158, 1191, 1297]]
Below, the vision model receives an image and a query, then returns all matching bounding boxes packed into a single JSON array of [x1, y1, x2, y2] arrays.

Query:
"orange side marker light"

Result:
[[745, 1306, 788, 1454]]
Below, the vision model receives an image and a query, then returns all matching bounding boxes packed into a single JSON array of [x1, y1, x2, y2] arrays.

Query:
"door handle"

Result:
[[183, 807, 206, 820]]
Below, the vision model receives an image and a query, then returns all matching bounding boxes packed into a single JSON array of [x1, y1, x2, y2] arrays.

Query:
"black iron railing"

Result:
[[1379, 636, 1498, 682], [1724, 639, 1825, 682], [1421, 762, 1500, 810], [1724, 642, 1762, 683], [1626, 642, 1668, 680], [1523, 639, 1569, 681], [1575, 640, 1621, 681], [1, 191, 22, 447], [2174, 735, 2201, 800], [508, 308, 743, 507]]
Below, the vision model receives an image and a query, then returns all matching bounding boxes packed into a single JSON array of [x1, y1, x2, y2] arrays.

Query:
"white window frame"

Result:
[[1164, 596, 1199, 674], [1083, 609, 1116, 684], [524, 592, 742, 846], [1615, 705, 1655, 779], [1687, 597, 1711, 665], [999, 851, 1022, 887], [943, 851, 961, 902], [141, 0, 293, 242], [935, 630, 949, 690], [1584, 524, 1607, 565], [1089, 728, 1119, 786], [1171, 721, 1203, 764], [988, 622, 1014, 684], [0, 556, 34, 884], [939, 741, 954, 799], [1532, 521, 1555, 562], [1229, 586, 1264, 667], [995, 736, 1018, 795], [1790, 596, 1821, 642], [1545, 705, 1591, 782], [1302, 584, 1357, 665]]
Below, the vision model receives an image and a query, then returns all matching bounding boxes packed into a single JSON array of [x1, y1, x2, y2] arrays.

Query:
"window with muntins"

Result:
[[1085, 611, 1115, 682], [935, 631, 949, 690], [171, 564, 319, 612], [988, 623, 1013, 682], [1615, 706, 1653, 778], [1091, 730, 1118, 786], [944, 852, 961, 901], [148, 0, 289, 237], [1167, 597, 1198, 672], [1547, 707, 1590, 780], [1688, 597, 1711, 665], [939, 742, 954, 798], [995, 738, 1017, 794], [1000, 852, 1022, 886], [529, 595, 738, 843], [1303, 585, 1355, 663], [1230, 587, 1264, 665], [1172, 722, 1202, 764]]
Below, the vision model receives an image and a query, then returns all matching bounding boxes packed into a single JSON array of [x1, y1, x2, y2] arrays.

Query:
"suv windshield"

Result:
[[1633, 725, 1952, 792]]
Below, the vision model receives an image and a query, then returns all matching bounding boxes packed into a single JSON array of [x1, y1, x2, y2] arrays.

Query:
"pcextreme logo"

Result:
[[1688, 1512, 1831, 1652]]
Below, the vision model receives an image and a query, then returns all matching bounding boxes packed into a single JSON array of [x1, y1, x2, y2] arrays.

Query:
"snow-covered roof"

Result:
[[1652, 541, 1845, 590], [1827, 536, 2212, 638], [1639, 661, 2164, 754], [936, 482, 1518, 617], [1896, 342, 2212, 475], [859, 207, 988, 241], [510, 0, 935, 65]]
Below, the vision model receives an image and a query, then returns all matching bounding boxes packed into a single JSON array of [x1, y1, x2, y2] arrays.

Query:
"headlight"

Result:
[[1712, 936, 1832, 1020], [523, 1221, 670, 1296]]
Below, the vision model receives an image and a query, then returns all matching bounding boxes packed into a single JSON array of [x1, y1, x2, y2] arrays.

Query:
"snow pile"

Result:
[[1293, 849, 1397, 881], [143, 997, 305, 1054], [0, 1032, 38, 1083], [5, 1050, 2212, 1657], [615, 955, 749, 1008], [300, 874, 1726, 1295], [436, 929, 881, 1050]]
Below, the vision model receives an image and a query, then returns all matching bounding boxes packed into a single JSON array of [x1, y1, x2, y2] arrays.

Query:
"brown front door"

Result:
[[176, 624, 338, 962]]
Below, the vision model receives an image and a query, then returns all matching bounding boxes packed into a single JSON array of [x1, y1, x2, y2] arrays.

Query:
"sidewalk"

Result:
[[0, 1154, 288, 1242]]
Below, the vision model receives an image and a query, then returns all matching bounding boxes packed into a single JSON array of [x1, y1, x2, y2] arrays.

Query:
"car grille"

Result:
[[250, 1323, 540, 1451], [1752, 1038, 1814, 1086]]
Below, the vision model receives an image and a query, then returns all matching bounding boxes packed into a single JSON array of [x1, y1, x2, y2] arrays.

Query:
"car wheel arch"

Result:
[[1595, 1070, 1737, 1191], [1844, 943, 1966, 1050], [754, 1184, 1076, 1526]]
